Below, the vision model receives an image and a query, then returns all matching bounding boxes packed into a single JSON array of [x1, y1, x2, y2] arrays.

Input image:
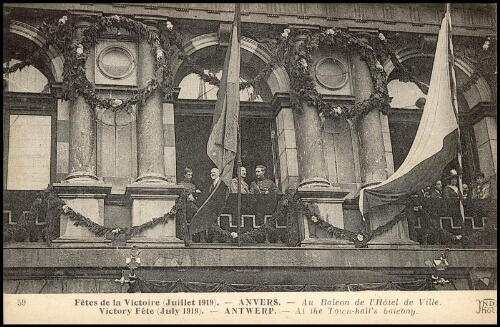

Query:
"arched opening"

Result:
[[3, 27, 58, 234], [173, 39, 280, 192]]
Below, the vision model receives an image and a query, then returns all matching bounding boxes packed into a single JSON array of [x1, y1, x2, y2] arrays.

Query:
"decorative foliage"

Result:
[[459, 37, 497, 93], [3, 187, 188, 244], [207, 190, 301, 245], [282, 28, 392, 121], [6, 186, 490, 248], [128, 276, 434, 293], [375, 33, 429, 95], [4, 14, 175, 113]]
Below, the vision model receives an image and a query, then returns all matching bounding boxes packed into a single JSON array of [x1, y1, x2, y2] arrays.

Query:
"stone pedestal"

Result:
[[53, 182, 112, 242], [125, 184, 184, 243], [297, 185, 351, 247], [365, 204, 419, 248]]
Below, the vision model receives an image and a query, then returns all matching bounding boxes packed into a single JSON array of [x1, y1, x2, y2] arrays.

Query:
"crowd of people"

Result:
[[416, 170, 491, 200]]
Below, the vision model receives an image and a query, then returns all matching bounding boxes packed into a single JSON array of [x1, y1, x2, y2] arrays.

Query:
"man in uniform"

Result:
[[179, 167, 200, 202], [471, 172, 491, 199], [250, 165, 279, 194]]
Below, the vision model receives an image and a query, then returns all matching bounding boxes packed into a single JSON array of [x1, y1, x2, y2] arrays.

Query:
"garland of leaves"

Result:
[[281, 28, 391, 121], [374, 33, 430, 95], [459, 38, 497, 93], [208, 190, 300, 246], [4, 15, 401, 122], [6, 188, 490, 248], [3, 187, 188, 245], [4, 15, 175, 113]]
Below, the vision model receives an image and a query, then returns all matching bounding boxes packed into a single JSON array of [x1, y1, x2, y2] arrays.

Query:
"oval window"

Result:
[[315, 57, 349, 90], [97, 46, 135, 79]]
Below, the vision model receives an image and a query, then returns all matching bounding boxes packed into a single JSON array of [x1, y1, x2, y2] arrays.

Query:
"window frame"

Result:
[[3, 92, 57, 191]]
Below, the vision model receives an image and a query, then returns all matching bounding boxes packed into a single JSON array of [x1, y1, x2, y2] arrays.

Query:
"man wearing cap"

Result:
[[443, 169, 459, 198], [179, 167, 201, 202], [250, 165, 279, 194], [471, 172, 491, 199]]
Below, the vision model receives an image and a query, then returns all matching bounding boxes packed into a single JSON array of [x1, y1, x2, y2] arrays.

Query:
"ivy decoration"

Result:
[[374, 32, 430, 95], [283, 27, 392, 122], [60, 14, 175, 113], [4, 14, 175, 113]]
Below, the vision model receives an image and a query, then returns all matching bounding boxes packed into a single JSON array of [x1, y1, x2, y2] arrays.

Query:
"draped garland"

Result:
[[4, 187, 486, 249], [4, 15, 176, 113], [4, 14, 421, 123], [283, 28, 391, 121], [127, 277, 434, 293]]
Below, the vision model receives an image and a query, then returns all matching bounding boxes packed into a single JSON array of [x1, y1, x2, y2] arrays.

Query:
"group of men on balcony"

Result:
[[180, 165, 280, 202], [419, 170, 491, 200]]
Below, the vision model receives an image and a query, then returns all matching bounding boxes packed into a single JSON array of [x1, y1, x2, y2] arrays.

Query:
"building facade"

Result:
[[3, 3, 497, 293]]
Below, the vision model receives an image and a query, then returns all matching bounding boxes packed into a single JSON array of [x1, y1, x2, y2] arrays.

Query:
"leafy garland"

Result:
[[4, 15, 177, 113], [208, 190, 300, 246], [374, 33, 430, 95], [5, 14, 402, 122], [459, 38, 497, 93], [280, 28, 391, 121], [177, 27, 395, 122], [4, 188, 493, 248]]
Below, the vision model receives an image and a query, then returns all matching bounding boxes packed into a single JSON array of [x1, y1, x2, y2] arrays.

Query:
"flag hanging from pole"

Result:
[[359, 8, 459, 218], [189, 4, 241, 235]]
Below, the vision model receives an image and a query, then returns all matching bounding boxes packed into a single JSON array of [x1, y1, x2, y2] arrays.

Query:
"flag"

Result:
[[359, 8, 459, 219], [189, 4, 241, 235]]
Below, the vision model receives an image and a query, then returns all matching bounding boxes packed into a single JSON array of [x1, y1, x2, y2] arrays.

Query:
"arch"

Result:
[[172, 33, 290, 98], [383, 48, 492, 109], [7, 20, 64, 82]]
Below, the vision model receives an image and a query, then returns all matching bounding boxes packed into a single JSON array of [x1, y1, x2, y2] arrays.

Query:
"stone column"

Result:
[[273, 94, 299, 191], [289, 32, 351, 246], [66, 15, 99, 183], [162, 101, 177, 182], [135, 19, 169, 184], [353, 51, 387, 185], [473, 116, 497, 198], [292, 33, 331, 189], [126, 18, 182, 243], [352, 34, 415, 247], [54, 13, 112, 242]]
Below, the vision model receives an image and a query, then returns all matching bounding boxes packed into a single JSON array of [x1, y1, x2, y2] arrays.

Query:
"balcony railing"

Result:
[[407, 198, 497, 248], [3, 190, 497, 248]]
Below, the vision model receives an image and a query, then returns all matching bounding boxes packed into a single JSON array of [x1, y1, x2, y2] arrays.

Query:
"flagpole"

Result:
[[235, 2, 242, 247], [446, 3, 466, 244]]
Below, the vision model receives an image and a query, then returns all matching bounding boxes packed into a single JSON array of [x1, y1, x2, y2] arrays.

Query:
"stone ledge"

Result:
[[125, 183, 184, 199], [3, 243, 496, 269], [53, 182, 113, 197]]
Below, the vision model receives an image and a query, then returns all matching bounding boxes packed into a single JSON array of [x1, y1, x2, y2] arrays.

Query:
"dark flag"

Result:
[[189, 4, 241, 235]]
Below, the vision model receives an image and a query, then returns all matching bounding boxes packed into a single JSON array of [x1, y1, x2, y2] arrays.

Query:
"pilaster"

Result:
[[297, 186, 351, 247], [125, 184, 184, 243], [53, 182, 112, 242]]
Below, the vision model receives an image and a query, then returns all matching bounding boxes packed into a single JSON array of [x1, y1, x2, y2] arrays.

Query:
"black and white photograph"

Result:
[[3, 2, 497, 324]]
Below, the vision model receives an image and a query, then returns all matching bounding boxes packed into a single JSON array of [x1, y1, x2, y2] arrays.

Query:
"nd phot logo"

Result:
[[476, 299, 497, 314]]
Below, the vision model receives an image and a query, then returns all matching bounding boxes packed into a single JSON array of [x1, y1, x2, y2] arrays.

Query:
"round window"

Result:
[[314, 57, 349, 90], [97, 46, 135, 79]]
